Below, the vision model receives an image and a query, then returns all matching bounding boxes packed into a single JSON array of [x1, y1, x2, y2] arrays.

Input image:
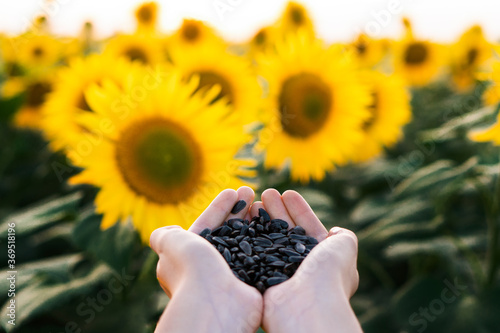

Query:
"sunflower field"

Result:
[[1, 1, 500, 332]]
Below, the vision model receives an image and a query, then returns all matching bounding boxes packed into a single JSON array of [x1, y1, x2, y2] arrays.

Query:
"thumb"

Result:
[[149, 225, 184, 254]]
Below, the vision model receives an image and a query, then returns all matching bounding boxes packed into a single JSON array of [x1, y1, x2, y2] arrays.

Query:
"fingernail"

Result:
[[330, 227, 342, 235]]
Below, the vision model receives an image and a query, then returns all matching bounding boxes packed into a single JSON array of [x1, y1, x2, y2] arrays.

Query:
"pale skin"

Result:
[[150, 187, 362, 333]]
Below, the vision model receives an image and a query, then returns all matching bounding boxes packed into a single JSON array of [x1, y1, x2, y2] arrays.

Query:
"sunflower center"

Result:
[[355, 42, 367, 55], [363, 91, 379, 130], [279, 73, 332, 138], [26, 82, 52, 108], [124, 47, 149, 64], [290, 8, 304, 26], [115, 117, 202, 204], [137, 6, 153, 24], [404, 42, 428, 65], [182, 23, 200, 42], [32, 46, 44, 58], [193, 71, 234, 104], [466, 47, 478, 66], [254, 30, 267, 45]]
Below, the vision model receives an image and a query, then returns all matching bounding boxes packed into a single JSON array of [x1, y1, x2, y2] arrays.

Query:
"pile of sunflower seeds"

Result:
[[198, 200, 319, 294]]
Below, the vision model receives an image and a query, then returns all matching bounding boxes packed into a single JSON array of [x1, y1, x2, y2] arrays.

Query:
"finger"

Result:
[[261, 188, 295, 229], [249, 201, 264, 218], [226, 186, 255, 220], [243, 208, 252, 222], [327, 227, 358, 255], [325, 227, 359, 296], [149, 226, 183, 253], [282, 190, 328, 241], [189, 189, 238, 234]]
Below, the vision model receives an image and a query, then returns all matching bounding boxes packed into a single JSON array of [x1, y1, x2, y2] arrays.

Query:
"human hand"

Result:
[[255, 189, 362, 333], [150, 187, 263, 333]]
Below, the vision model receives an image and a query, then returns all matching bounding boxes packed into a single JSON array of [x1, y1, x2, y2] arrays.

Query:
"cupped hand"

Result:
[[150, 187, 263, 333], [255, 189, 362, 333]]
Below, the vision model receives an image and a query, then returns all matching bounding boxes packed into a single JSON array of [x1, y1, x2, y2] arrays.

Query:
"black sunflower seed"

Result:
[[292, 226, 306, 235], [295, 242, 306, 254], [244, 257, 256, 266], [223, 248, 231, 262], [255, 237, 273, 247], [265, 255, 281, 263], [290, 234, 308, 241], [199, 228, 211, 238], [271, 219, 289, 229], [213, 237, 229, 247], [289, 256, 305, 263], [240, 224, 249, 236], [305, 244, 317, 250], [232, 220, 244, 230], [266, 276, 288, 286], [307, 237, 319, 245], [279, 249, 299, 257], [219, 225, 232, 237], [231, 200, 247, 214], [264, 247, 277, 254], [239, 241, 252, 256], [255, 281, 266, 293], [253, 246, 266, 253], [259, 208, 271, 222], [273, 237, 289, 245], [212, 226, 224, 236], [273, 271, 288, 278], [197, 207, 319, 293], [238, 269, 250, 282], [268, 261, 286, 267]]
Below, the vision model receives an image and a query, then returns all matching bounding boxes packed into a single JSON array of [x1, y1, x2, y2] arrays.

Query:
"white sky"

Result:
[[1, 0, 500, 43]]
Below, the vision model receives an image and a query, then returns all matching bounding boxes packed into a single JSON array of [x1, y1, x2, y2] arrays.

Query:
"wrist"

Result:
[[263, 279, 360, 333], [164, 278, 262, 333]]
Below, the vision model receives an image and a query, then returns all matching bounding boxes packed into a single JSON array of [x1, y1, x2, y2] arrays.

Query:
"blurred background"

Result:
[[1, 0, 500, 332]]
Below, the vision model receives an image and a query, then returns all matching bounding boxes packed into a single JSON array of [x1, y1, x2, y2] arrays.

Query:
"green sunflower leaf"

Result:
[[0, 263, 112, 332], [72, 208, 139, 273], [0, 192, 82, 238]]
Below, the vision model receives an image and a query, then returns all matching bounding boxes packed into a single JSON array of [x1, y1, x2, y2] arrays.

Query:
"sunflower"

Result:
[[166, 19, 225, 51], [450, 25, 493, 91], [245, 26, 277, 58], [351, 71, 412, 162], [32, 15, 49, 34], [104, 33, 164, 66], [274, 2, 314, 37], [135, 2, 159, 34], [2, 75, 54, 129], [393, 19, 443, 86], [256, 32, 370, 182], [349, 34, 387, 68], [170, 42, 262, 126], [69, 69, 255, 242], [41, 54, 137, 153], [14, 33, 63, 70]]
